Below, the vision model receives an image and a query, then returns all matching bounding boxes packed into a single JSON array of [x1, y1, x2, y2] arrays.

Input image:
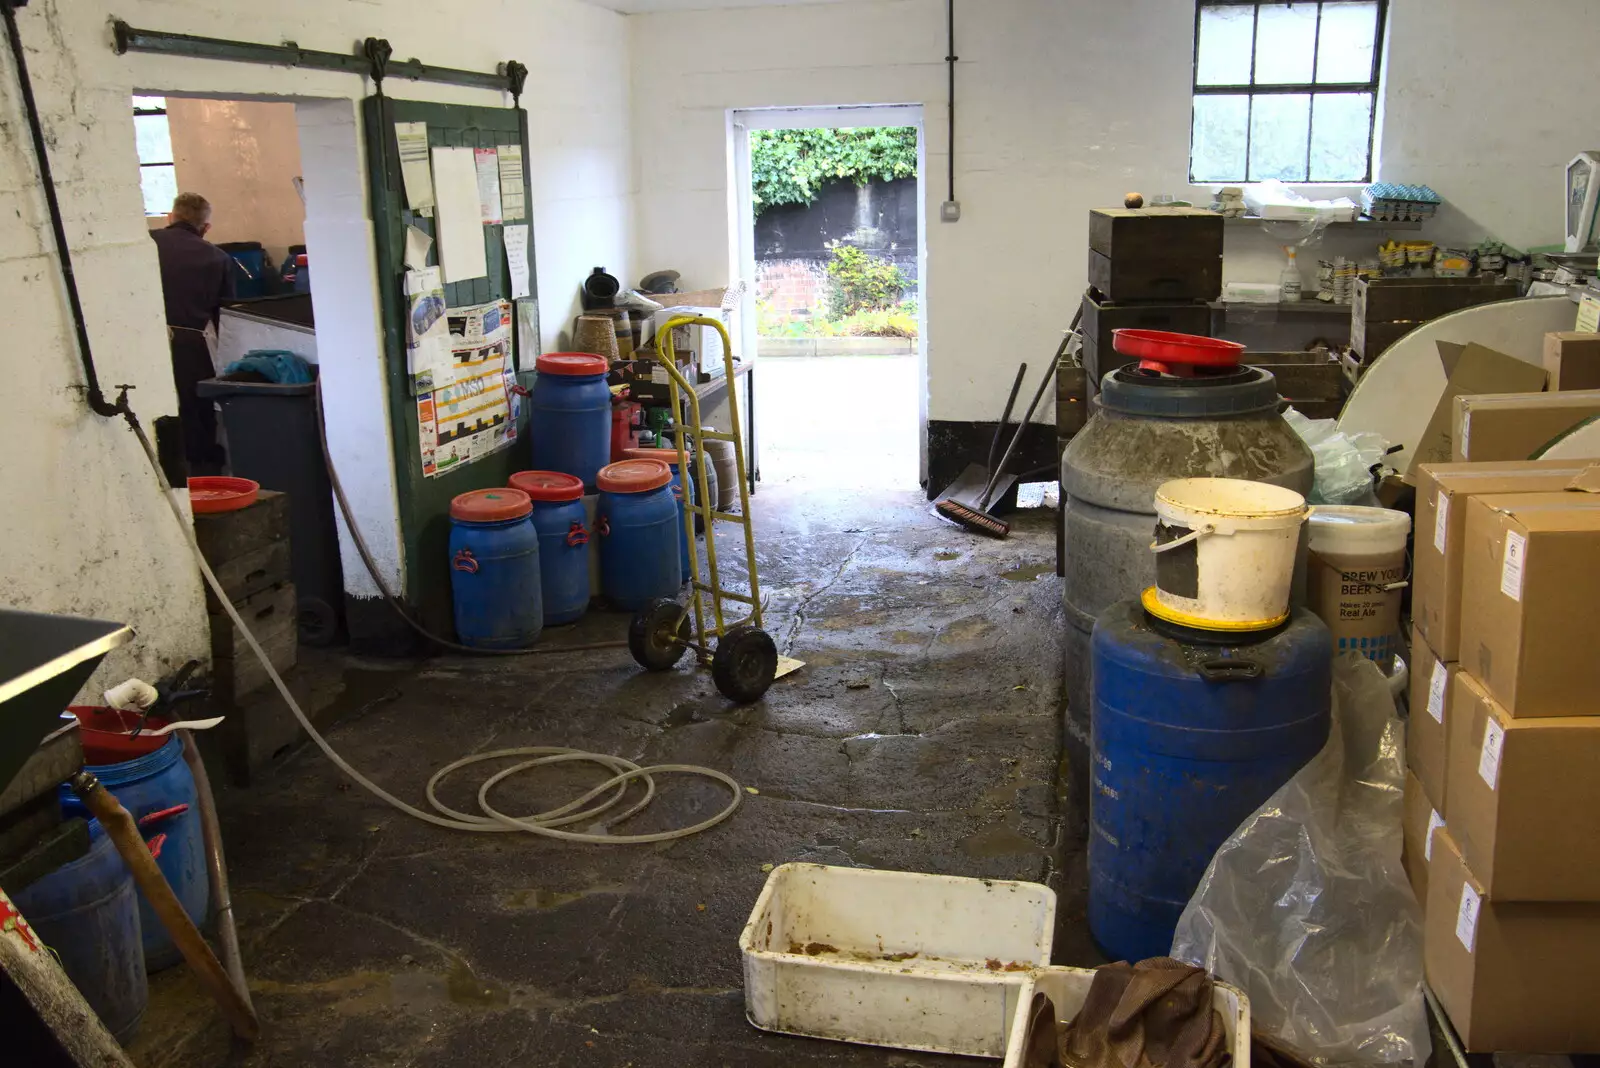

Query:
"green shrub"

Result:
[[837, 307, 918, 338], [750, 127, 918, 214], [826, 245, 908, 318]]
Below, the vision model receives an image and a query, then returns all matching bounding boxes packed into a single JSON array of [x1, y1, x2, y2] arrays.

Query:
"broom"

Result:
[[936, 355, 1060, 538]]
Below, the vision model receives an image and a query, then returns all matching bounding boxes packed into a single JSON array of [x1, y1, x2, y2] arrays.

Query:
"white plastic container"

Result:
[[740, 863, 1056, 1057], [1001, 966, 1251, 1068], [1150, 478, 1308, 628], [1305, 505, 1412, 665]]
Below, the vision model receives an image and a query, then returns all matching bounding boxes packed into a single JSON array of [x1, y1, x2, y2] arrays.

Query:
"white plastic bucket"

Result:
[[1305, 505, 1411, 665], [1150, 478, 1308, 628]]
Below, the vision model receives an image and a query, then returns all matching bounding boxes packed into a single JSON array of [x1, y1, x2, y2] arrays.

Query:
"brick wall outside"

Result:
[[758, 258, 831, 320]]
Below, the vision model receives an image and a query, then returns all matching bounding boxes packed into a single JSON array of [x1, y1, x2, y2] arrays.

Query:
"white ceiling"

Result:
[[582, 0, 860, 13]]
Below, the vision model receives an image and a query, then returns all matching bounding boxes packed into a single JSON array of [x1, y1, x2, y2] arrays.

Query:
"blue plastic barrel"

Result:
[[449, 488, 542, 649], [597, 459, 682, 610], [61, 736, 208, 972], [1088, 600, 1331, 963], [511, 471, 591, 626], [626, 447, 695, 581], [14, 819, 147, 1041], [530, 353, 613, 489]]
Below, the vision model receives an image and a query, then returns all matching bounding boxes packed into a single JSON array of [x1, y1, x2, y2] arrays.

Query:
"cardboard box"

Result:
[[1446, 672, 1600, 901], [1406, 627, 1455, 810], [1543, 332, 1600, 392], [1412, 461, 1589, 660], [1425, 828, 1600, 1053], [1406, 344, 1548, 478], [1454, 389, 1600, 463], [1459, 490, 1600, 717], [1401, 769, 1444, 908]]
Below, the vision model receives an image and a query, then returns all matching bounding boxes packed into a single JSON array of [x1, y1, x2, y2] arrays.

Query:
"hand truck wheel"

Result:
[[629, 598, 690, 672], [712, 625, 778, 704]]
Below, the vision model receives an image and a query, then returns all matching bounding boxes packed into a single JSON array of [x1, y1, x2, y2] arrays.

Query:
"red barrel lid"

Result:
[[597, 459, 671, 494], [1111, 329, 1244, 373], [623, 447, 689, 466], [450, 488, 532, 522], [509, 470, 585, 502], [537, 352, 609, 376]]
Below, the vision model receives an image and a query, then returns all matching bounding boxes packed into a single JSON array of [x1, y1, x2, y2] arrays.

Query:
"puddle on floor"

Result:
[[1000, 563, 1054, 582], [934, 552, 961, 562]]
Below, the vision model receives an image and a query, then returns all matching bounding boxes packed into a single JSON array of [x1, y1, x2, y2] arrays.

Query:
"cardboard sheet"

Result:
[[430, 146, 488, 283]]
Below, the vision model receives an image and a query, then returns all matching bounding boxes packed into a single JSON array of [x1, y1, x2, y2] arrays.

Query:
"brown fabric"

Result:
[[1058, 957, 1229, 1068], [1023, 992, 1065, 1068]]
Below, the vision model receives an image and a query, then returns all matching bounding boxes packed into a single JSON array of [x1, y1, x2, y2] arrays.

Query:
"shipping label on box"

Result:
[[1401, 769, 1442, 908], [1453, 389, 1600, 464], [1446, 671, 1600, 901], [1407, 627, 1454, 811], [1425, 828, 1600, 1053], [1459, 492, 1600, 717], [1411, 462, 1587, 660]]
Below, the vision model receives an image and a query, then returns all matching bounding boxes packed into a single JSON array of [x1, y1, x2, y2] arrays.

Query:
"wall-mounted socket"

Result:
[[940, 200, 961, 223]]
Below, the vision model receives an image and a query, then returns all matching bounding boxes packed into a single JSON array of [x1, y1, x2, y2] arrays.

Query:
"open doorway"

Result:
[[731, 106, 926, 491]]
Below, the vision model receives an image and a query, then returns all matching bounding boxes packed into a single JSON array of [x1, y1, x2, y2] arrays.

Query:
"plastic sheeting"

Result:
[[1284, 408, 1387, 506], [1170, 655, 1431, 1068]]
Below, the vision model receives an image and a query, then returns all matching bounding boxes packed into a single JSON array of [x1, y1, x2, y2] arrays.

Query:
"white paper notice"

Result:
[[1427, 660, 1448, 724], [404, 267, 452, 393], [515, 298, 542, 373], [475, 147, 503, 224], [395, 122, 434, 212], [431, 147, 488, 284], [1433, 492, 1449, 554], [498, 144, 526, 222], [1455, 882, 1482, 953], [1500, 531, 1527, 600], [1425, 810, 1445, 862], [1478, 718, 1506, 790], [503, 224, 531, 300], [404, 225, 433, 271]]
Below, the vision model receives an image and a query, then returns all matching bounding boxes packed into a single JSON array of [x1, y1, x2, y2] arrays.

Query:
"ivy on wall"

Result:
[[750, 127, 917, 214]]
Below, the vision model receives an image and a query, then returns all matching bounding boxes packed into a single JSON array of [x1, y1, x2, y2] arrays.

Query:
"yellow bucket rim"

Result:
[[1140, 587, 1289, 633]]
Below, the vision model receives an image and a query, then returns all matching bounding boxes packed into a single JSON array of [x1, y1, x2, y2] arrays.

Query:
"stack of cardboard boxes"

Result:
[[1405, 457, 1600, 1052]]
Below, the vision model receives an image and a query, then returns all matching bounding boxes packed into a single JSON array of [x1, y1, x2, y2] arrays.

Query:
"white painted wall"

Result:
[[628, 0, 1599, 427], [2, 0, 631, 693]]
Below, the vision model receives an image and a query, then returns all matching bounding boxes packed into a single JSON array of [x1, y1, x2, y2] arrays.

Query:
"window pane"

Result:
[[134, 113, 173, 165], [1192, 95, 1250, 182], [131, 94, 166, 111], [1254, 3, 1317, 84], [1309, 92, 1373, 181], [1196, 5, 1255, 87], [1249, 93, 1310, 181], [1316, 2, 1379, 83], [141, 164, 177, 216]]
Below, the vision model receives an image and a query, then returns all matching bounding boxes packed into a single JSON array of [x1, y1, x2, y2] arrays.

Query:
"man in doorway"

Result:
[[151, 192, 234, 473]]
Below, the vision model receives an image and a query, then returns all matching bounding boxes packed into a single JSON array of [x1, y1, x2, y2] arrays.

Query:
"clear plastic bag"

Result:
[[1284, 408, 1387, 506], [1170, 655, 1431, 1068]]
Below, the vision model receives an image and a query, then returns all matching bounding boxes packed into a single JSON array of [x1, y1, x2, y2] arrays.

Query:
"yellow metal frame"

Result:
[[651, 315, 763, 659]]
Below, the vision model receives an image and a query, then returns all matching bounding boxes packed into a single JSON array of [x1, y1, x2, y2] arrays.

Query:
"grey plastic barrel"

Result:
[[1060, 366, 1314, 817]]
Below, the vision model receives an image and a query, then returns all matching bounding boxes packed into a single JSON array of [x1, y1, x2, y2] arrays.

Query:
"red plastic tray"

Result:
[[1111, 329, 1245, 368], [68, 706, 172, 764], [188, 476, 260, 514]]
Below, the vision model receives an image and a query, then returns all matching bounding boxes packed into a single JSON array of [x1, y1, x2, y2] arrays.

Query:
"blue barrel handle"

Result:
[[1197, 658, 1263, 683]]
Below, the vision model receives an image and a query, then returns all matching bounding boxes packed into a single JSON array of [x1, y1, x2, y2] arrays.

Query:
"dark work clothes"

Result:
[[150, 222, 235, 470]]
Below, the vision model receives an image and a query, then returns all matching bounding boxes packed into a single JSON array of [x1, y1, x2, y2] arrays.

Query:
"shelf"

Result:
[[1225, 215, 1425, 231], [1211, 299, 1353, 316]]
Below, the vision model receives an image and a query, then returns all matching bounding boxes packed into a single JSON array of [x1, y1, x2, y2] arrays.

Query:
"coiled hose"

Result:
[[128, 418, 742, 844]]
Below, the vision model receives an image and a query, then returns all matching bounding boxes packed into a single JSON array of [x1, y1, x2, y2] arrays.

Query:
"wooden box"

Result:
[[1088, 208, 1224, 262], [209, 582, 297, 704], [1349, 278, 1522, 360], [1088, 249, 1222, 303]]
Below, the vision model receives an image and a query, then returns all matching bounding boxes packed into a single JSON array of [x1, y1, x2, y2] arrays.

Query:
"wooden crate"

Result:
[[1088, 208, 1224, 261], [1349, 278, 1522, 360], [210, 582, 297, 704], [1088, 249, 1222, 303]]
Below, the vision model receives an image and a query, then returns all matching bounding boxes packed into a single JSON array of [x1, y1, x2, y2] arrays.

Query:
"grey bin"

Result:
[[196, 376, 345, 646]]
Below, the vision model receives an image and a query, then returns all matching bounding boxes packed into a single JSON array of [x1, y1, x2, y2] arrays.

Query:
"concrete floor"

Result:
[[755, 355, 920, 490], [128, 475, 1089, 1066]]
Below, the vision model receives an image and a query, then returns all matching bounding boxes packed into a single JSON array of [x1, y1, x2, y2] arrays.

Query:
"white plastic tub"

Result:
[[740, 863, 1057, 1057], [1002, 966, 1251, 1068]]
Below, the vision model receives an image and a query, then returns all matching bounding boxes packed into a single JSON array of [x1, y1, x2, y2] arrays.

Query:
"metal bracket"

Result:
[[504, 60, 528, 104], [363, 37, 392, 91]]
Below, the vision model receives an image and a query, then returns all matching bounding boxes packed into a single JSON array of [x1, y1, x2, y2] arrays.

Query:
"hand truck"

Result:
[[626, 315, 789, 703]]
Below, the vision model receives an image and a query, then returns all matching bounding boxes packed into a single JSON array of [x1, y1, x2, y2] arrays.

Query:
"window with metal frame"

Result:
[[1190, 0, 1387, 185], [133, 95, 177, 216]]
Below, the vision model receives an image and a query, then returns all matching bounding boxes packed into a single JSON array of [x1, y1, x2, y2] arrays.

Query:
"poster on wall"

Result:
[[418, 300, 518, 477], [405, 267, 451, 394]]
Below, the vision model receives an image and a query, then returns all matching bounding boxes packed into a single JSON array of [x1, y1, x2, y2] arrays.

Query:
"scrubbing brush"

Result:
[[936, 356, 1059, 539]]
